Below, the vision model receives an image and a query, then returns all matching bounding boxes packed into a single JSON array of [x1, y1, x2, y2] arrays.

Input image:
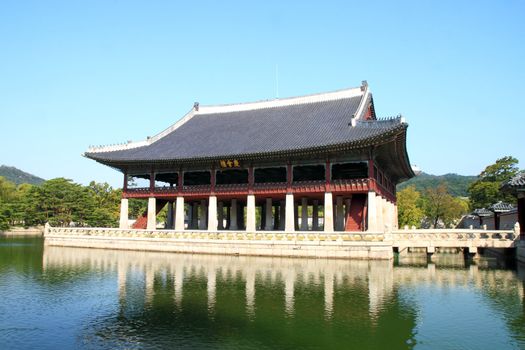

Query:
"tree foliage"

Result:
[[397, 186, 424, 228], [0, 177, 123, 230], [468, 156, 519, 209], [397, 183, 468, 228], [421, 184, 469, 228]]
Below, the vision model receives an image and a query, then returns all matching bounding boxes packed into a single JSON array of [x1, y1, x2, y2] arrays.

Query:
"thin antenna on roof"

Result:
[[275, 64, 279, 99]]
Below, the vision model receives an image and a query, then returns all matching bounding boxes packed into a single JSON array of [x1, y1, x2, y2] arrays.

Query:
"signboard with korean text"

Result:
[[219, 159, 241, 168]]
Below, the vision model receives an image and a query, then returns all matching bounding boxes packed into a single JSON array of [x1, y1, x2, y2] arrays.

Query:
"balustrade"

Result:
[[125, 178, 375, 198]]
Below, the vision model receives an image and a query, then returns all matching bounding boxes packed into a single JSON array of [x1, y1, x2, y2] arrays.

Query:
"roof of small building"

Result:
[[473, 208, 492, 217], [502, 172, 525, 190], [85, 83, 415, 181], [488, 201, 514, 212]]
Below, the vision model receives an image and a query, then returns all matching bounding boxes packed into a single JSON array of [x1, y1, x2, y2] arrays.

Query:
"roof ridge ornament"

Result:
[[360, 80, 368, 92]]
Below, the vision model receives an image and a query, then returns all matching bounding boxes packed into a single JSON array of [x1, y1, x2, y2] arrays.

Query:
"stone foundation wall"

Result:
[[44, 235, 394, 260]]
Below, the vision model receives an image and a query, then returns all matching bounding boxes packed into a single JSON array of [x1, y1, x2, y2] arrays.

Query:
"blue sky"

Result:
[[1, 0, 524, 187]]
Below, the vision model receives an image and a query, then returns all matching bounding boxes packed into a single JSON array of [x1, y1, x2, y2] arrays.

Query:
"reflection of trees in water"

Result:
[[0, 236, 43, 275]]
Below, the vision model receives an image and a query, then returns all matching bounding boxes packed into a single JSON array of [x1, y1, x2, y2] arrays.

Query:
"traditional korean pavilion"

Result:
[[85, 81, 415, 232]]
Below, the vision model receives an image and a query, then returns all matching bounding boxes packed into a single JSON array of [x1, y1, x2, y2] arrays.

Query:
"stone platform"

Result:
[[44, 226, 393, 260]]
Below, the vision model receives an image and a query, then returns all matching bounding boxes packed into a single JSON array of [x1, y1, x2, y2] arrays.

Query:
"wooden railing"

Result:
[[125, 178, 372, 198]]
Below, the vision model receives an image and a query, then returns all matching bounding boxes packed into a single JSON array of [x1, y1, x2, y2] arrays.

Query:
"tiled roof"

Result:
[[488, 201, 514, 212], [84, 85, 414, 180], [473, 208, 492, 216], [502, 172, 525, 188], [86, 86, 397, 162]]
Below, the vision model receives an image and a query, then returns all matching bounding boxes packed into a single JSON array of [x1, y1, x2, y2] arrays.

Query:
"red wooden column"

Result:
[[286, 163, 293, 192], [210, 166, 216, 194], [122, 171, 128, 194], [177, 169, 183, 194], [325, 159, 331, 192], [248, 165, 254, 194], [149, 170, 155, 194]]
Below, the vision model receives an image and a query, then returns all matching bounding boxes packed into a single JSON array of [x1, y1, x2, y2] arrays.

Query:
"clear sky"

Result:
[[1, 0, 524, 187]]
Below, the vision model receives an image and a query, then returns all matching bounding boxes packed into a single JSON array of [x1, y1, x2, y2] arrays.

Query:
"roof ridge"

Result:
[[197, 86, 365, 115]]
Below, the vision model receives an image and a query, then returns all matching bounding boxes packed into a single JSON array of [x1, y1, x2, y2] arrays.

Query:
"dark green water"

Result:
[[0, 236, 524, 349]]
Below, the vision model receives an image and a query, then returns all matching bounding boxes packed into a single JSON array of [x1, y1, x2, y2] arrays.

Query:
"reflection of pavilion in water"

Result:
[[42, 246, 524, 319], [43, 246, 395, 319]]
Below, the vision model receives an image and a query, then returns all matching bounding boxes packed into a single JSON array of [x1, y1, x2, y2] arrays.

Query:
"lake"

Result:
[[1, 236, 524, 349]]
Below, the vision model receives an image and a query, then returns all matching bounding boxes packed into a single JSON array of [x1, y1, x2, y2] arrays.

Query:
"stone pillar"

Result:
[[294, 202, 299, 230], [285, 193, 295, 232], [335, 196, 344, 231], [393, 202, 399, 229], [226, 205, 231, 229], [324, 192, 334, 232], [175, 196, 185, 231], [199, 200, 207, 229], [367, 191, 377, 231], [208, 196, 218, 231], [119, 198, 129, 229], [239, 202, 245, 229], [301, 197, 308, 231], [279, 200, 286, 230], [166, 201, 174, 229], [246, 195, 256, 232], [376, 194, 384, 232], [383, 198, 391, 231], [312, 200, 319, 231], [260, 204, 266, 230], [273, 204, 279, 229], [147, 197, 156, 230], [230, 199, 238, 230], [265, 198, 274, 230], [218, 201, 224, 230], [191, 202, 199, 229]]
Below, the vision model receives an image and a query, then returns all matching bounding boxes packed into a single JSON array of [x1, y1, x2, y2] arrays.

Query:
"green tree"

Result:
[[468, 156, 519, 209], [423, 183, 469, 228], [397, 185, 424, 228], [24, 178, 93, 227], [85, 182, 121, 227]]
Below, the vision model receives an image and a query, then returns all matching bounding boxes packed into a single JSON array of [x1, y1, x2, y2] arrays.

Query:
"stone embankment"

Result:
[[43, 224, 524, 261], [1, 226, 43, 236]]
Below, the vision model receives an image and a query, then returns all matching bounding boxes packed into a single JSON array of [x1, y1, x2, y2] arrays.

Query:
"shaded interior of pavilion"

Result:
[[124, 161, 396, 232]]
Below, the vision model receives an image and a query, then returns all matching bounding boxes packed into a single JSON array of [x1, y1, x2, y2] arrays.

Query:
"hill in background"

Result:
[[0, 165, 45, 185], [397, 172, 477, 197]]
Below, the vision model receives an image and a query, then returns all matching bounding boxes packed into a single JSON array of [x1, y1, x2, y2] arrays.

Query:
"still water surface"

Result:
[[0, 236, 524, 349]]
